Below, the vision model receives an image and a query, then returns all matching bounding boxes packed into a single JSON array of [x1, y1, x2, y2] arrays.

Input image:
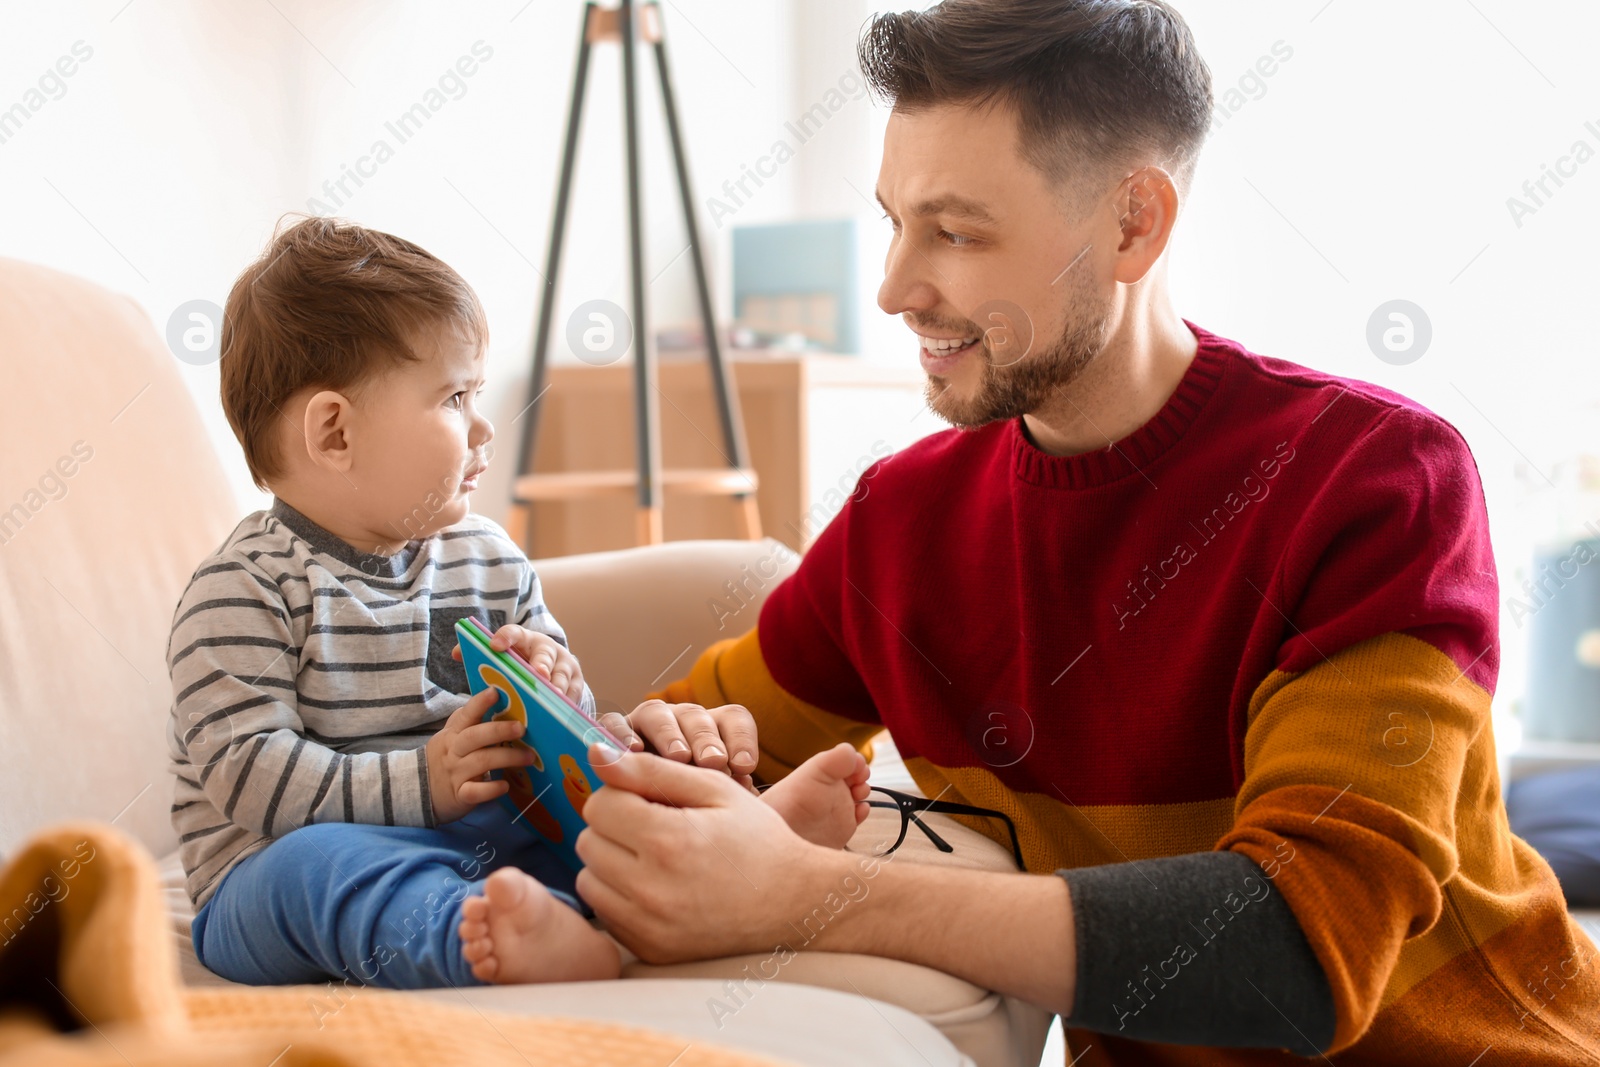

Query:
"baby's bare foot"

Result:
[[760, 741, 872, 848], [458, 868, 620, 984]]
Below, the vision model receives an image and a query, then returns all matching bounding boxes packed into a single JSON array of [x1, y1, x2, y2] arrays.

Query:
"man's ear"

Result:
[[1111, 165, 1180, 284], [302, 389, 355, 473]]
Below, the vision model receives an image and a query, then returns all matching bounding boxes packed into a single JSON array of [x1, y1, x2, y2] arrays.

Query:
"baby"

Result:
[[167, 216, 870, 990]]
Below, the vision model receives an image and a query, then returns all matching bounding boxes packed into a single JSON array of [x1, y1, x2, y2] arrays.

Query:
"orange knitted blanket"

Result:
[[0, 822, 778, 1067]]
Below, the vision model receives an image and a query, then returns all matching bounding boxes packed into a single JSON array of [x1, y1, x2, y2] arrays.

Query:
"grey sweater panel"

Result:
[[1059, 850, 1336, 1054]]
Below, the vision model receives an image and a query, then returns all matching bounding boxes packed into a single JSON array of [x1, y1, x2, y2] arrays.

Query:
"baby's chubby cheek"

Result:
[[371, 468, 472, 538]]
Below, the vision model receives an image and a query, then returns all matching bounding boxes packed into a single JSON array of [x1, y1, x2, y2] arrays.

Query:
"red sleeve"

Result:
[[652, 464, 885, 783], [1218, 405, 1502, 1052], [755, 463, 884, 726]]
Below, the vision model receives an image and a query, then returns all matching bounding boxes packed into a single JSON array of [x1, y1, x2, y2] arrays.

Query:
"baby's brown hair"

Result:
[[220, 215, 489, 490]]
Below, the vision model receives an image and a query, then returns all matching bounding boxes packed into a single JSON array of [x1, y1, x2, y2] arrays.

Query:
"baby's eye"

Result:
[[446, 391, 465, 409]]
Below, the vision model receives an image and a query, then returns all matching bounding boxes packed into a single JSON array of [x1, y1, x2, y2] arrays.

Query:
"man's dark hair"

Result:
[[858, 0, 1213, 210]]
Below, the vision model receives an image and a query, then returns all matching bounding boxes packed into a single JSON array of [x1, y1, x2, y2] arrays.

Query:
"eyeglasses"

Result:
[[861, 786, 1027, 872], [756, 782, 1028, 871]]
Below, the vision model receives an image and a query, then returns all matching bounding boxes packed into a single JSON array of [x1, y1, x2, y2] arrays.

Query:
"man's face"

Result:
[[875, 100, 1117, 428]]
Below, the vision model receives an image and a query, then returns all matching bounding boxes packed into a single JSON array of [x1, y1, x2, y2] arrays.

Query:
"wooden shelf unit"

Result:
[[504, 350, 930, 557]]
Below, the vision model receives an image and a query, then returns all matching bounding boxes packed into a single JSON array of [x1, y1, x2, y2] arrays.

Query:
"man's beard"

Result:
[[925, 281, 1112, 430]]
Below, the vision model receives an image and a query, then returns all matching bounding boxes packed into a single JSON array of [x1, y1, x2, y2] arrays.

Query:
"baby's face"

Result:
[[351, 322, 494, 543]]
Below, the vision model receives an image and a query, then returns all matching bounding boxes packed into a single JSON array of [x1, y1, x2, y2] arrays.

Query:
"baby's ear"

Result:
[[302, 389, 354, 472]]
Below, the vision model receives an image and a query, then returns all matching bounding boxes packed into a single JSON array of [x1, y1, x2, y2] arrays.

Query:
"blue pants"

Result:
[[191, 802, 584, 989]]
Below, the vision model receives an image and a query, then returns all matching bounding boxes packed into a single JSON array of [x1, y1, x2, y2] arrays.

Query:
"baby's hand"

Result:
[[425, 689, 538, 824], [452, 623, 586, 703]]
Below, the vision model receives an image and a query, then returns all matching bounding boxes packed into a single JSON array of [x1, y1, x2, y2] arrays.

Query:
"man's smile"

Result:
[[913, 324, 983, 375]]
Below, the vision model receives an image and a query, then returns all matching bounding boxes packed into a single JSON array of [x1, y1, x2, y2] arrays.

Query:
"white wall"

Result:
[[1, 0, 306, 511], [0, 0, 800, 517], [1175, 0, 1600, 752]]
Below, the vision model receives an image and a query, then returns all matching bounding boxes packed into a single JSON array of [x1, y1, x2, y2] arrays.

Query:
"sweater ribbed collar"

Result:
[[1010, 320, 1231, 490]]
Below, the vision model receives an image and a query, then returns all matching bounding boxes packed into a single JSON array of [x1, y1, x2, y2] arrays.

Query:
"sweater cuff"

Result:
[[1059, 850, 1335, 1053], [379, 747, 434, 829], [414, 745, 436, 829]]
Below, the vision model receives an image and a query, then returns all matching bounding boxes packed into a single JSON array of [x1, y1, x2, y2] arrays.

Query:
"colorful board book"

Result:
[[454, 614, 622, 872]]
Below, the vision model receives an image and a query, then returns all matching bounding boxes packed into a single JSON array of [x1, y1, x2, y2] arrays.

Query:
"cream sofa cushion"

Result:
[[0, 257, 240, 859], [156, 785, 1050, 1067], [530, 536, 798, 714]]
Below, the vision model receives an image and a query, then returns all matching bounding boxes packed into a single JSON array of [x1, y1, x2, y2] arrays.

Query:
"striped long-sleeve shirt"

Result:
[[166, 496, 593, 908]]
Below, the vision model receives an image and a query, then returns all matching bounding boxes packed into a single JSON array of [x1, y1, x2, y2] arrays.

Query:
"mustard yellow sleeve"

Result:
[[651, 627, 878, 783], [1216, 632, 1592, 1054]]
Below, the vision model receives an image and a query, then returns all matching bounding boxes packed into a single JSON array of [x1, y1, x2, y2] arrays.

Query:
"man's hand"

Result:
[[425, 689, 541, 824], [575, 746, 839, 962], [451, 623, 585, 703], [596, 699, 759, 786], [575, 745, 1077, 1014]]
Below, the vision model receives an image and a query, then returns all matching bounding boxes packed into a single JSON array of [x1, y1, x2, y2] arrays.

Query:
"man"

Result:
[[577, 0, 1600, 1061]]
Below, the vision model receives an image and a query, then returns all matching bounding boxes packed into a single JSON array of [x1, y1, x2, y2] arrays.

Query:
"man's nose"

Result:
[[878, 235, 940, 320]]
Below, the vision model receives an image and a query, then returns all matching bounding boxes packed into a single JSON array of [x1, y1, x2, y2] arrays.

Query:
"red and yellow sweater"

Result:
[[659, 324, 1599, 1063]]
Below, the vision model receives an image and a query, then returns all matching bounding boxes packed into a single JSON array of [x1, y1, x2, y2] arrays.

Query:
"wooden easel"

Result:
[[504, 0, 761, 552]]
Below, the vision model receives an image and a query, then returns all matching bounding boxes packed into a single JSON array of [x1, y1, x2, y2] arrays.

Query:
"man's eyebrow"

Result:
[[874, 186, 998, 225]]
